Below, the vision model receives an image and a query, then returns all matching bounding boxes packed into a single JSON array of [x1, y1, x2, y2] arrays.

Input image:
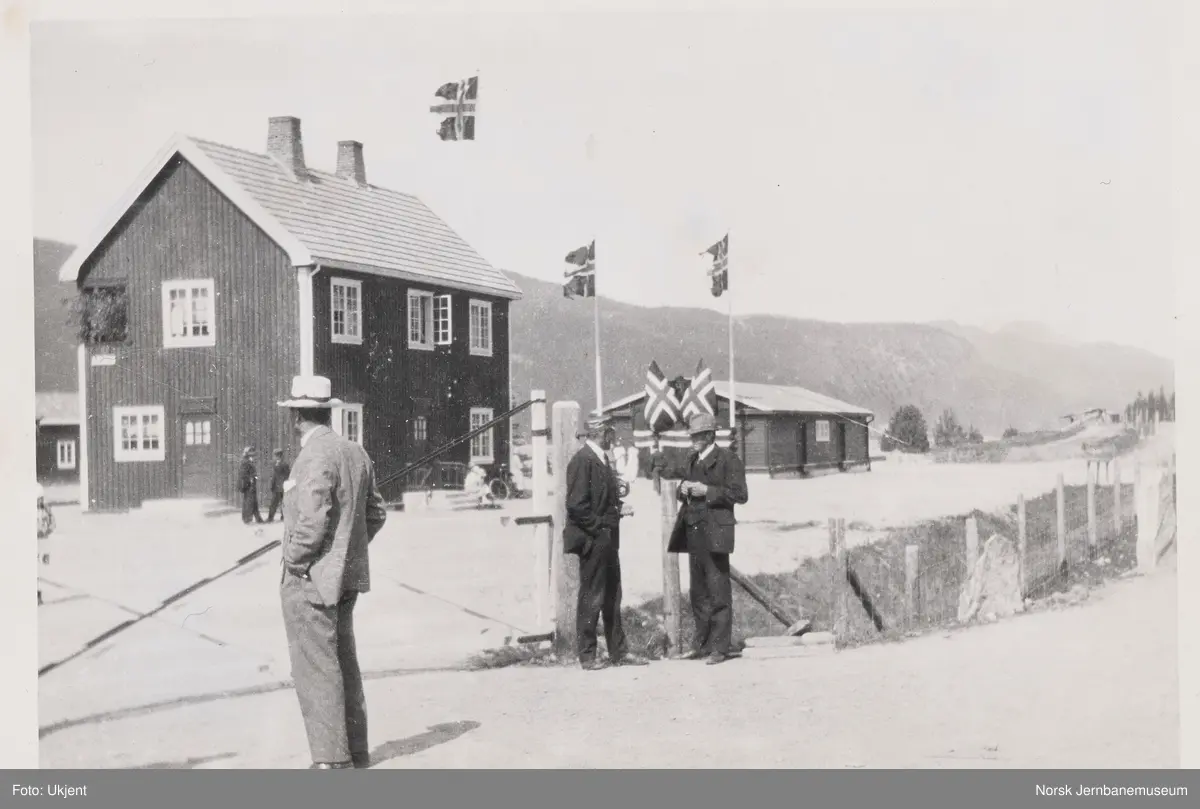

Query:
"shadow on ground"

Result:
[[361, 721, 482, 768], [133, 752, 239, 769]]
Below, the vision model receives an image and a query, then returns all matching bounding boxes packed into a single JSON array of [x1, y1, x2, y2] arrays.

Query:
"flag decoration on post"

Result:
[[678, 359, 717, 420], [644, 360, 682, 434], [703, 233, 729, 297], [430, 76, 478, 141], [562, 241, 596, 299]]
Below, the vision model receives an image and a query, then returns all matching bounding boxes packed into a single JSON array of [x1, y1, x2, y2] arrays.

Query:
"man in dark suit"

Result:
[[668, 412, 749, 665], [564, 414, 649, 670], [277, 375, 388, 769], [239, 447, 265, 525], [267, 448, 290, 522]]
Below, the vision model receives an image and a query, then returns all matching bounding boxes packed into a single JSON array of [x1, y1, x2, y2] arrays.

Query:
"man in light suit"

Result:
[[667, 412, 749, 665], [564, 414, 649, 670], [277, 375, 388, 769]]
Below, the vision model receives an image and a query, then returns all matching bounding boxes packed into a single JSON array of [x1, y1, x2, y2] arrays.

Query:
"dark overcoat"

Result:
[[667, 445, 749, 555], [563, 444, 623, 555]]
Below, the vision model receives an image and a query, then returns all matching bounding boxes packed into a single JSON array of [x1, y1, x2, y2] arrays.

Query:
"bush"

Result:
[[1003, 427, 1020, 439], [66, 287, 128, 345], [886, 405, 930, 453]]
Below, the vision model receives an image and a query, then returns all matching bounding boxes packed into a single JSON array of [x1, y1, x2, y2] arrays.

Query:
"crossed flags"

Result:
[[431, 76, 478, 141], [643, 359, 717, 433]]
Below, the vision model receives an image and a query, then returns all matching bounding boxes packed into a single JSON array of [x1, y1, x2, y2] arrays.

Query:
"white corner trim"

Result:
[[77, 344, 89, 511], [298, 264, 316, 376], [59, 133, 313, 284]]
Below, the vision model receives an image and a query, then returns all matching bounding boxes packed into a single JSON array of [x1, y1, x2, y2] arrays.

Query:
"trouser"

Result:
[[688, 540, 733, 657], [576, 529, 627, 662], [267, 492, 284, 521], [242, 490, 263, 523], [280, 574, 368, 765]]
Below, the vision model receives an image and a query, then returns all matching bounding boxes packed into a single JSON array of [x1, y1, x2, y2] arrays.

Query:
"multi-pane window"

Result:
[[413, 416, 428, 442], [56, 440, 76, 470], [114, 406, 166, 462], [331, 278, 362, 344], [162, 280, 215, 348], [816, 420, 831, 443], [408, 291, 452, 348], [470, 407, 494, 464], [184, 419, 212, 446], [333, 404, 364, 446], [469, 300, 492, 356]]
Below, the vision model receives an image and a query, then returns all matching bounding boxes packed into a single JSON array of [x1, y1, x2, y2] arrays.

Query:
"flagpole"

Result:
[[727, 231, 736, 438], [593, 245, 603, 413]]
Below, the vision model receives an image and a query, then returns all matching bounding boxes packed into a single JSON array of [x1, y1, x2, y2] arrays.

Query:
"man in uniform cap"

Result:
[[667, 412, 749, 665], [277, 375, 388, 768], [563, 413, 649, 670]]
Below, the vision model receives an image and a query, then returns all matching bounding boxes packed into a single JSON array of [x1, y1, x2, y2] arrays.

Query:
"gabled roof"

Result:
[[36, 392, 79, 426], [60, 132, 522, 300], [602, 380, 873, 417]]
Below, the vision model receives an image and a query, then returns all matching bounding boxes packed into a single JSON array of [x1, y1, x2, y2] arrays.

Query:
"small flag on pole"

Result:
[[702, 233, 729, 297], [644, 360, 682, 434], [430, 76, 478, 141], [562, 240, 596, 299], [679, 359, 718, 420]]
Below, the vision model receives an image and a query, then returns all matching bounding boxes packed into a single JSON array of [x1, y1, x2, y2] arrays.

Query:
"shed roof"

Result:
[[36, 392, 79, 426], [59, 131, 522, 300], [602, 380, 873, 417]]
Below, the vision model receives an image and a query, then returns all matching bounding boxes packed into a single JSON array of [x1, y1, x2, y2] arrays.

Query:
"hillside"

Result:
[[31, 240, 1173, 438], [34, 238, 78, 393], [507, 273, 1173, 437]]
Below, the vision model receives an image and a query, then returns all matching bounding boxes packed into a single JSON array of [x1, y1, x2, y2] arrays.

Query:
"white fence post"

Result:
[[530, 390, 550, 630], [1136, 464, 1160, 574]]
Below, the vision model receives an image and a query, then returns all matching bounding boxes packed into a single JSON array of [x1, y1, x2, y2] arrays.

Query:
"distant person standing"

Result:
[[563, 414, 648, 670], [239, 447, 264, 524], [277, 375, 388, 769], [668, 413, 749, 665], [267, 448, 290, 522]]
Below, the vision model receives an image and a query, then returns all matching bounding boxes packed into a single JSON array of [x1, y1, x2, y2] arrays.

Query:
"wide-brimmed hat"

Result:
[[586, 413, 614, 430], [687, 413, 718, 436], [277, 375, 344, 409]]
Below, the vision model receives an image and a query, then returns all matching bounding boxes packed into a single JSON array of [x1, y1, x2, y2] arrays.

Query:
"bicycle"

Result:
[[486, 463, 529, 501]]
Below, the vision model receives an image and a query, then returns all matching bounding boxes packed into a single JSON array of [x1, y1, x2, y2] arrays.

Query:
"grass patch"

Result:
[[931, 423, 1088, 464]]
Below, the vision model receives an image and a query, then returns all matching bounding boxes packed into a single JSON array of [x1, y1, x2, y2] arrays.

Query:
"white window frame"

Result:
[[469, 299, 493, 357], [333, 404, 364, 446], [408, 290, 433, 350], [56, 439, 76, 470], [469, 407, 495, 465], [162, 279, 216, 348], [413, 416, 428, 442], [113, 405, 166, 462], [815, 419, 831, 443], [330, 277, 363, 345], [433, 294, 452, 346]]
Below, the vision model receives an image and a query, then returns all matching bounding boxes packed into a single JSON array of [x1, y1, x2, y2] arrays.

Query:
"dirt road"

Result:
[[40, 551, 1177, 769]]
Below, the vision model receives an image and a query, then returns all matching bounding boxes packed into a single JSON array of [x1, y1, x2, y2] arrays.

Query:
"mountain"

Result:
[[31, 241, 1173, 437], [34, 238, 78, 393], [508, 273, 1173, 437]]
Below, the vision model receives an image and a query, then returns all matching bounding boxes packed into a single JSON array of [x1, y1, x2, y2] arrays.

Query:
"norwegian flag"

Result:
[[678, 359, 718, 420], [562, 240, 596, 299], [430, 76, 478, 141], [643, 360, 681, 434], [702, 233, 729, 297]]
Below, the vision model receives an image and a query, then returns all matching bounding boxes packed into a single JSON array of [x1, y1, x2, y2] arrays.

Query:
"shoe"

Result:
[[351, 754, 371, 769], [580, 659, 608, 671], [611, 654, 649, 667], [681, 649, 707, 661], [705, 653, 732, 666], [309, 761, 353, 769]]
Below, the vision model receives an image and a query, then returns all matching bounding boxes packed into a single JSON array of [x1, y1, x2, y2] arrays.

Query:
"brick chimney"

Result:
[[336, 140, 367, 185], [267, 116, 306, 178]]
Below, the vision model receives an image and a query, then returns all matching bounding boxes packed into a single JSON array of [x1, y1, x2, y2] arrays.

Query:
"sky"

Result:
[[29, 3, 1175, 358]]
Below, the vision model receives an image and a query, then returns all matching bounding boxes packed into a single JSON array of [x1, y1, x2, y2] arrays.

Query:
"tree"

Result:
[[934, 408, 967, 448], [1170, 391, 1176, 422], [66, 287, 128, 345], [967, 425, 984, 444], [1003, 427, 1020, 439], [885, 404, 930, 453]]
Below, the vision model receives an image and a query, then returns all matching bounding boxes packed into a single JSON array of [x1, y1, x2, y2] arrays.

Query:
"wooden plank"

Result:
[[729, 565, 801, 630], [741, 644, 835, 660], [660, 483, 682, 657], [530, 390, 551, 630], [830, 518, 849, 644], [551, 402, 582, 658]]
